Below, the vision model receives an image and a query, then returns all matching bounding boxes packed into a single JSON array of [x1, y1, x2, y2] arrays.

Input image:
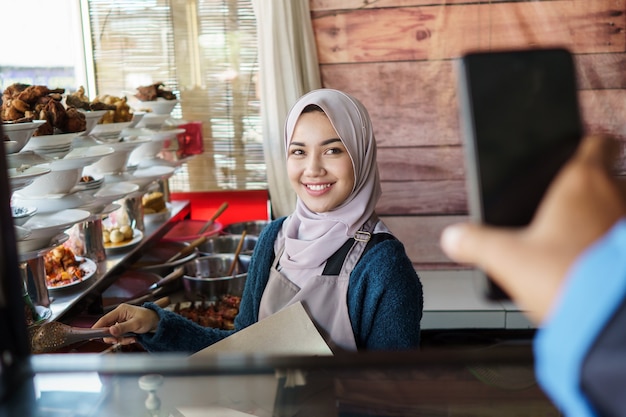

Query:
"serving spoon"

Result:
[[29, 321, 138, 354]]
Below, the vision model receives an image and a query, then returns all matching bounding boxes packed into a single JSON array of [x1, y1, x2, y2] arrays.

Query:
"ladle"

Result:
[[198, 201, 229, 234], [29, 321, 138, 354], [226, 230, 247, 276]]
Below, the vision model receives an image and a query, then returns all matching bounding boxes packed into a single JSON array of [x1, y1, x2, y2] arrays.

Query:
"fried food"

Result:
[[44, 245, 86, 288], [93, 94, 133, 123], [1, 83, 85, 135], [63, 107, 87, 133], [135, 82, 176, 101], [66, 86, 117, 112], [173, 295, 241, 330]]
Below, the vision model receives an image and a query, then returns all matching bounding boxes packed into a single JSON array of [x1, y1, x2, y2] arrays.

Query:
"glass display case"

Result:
[[5, 345, 558, 417]]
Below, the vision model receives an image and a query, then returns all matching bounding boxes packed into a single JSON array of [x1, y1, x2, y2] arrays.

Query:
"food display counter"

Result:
[[44, 199, 191, 323]]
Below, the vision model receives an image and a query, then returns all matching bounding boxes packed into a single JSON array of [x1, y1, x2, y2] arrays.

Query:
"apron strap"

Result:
[[322, 231, 396, 276]]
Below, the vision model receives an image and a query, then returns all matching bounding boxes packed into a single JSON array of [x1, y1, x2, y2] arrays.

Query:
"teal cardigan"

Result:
[[138, 217, 423, 353]]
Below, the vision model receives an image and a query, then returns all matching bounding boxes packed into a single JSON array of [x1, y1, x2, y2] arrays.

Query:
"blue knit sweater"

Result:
[[138, 217, 423, 353]]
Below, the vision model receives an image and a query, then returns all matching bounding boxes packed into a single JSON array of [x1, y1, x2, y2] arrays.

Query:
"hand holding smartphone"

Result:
[[457, 48, 583, 300]]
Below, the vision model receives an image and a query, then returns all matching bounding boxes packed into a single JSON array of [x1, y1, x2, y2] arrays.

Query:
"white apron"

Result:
[[258, 217, 386, 351]]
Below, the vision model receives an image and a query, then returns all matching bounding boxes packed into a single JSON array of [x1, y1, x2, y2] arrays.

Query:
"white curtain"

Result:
[[252, 0, 322, 219]]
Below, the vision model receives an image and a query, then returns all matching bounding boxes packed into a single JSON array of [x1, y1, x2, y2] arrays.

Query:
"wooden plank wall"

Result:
[[309, 0, 626, 269]]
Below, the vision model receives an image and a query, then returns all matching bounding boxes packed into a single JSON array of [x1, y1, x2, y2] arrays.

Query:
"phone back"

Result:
[[457, 48, 583, 299]]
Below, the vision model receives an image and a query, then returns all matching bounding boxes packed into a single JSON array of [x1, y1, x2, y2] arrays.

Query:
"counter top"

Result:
[[420, 269, 534, 330]]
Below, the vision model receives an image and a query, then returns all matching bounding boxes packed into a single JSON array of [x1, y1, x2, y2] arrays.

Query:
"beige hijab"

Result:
[[279, 89, 381, 270]]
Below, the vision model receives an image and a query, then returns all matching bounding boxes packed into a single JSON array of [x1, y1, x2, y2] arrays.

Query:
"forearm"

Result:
[[534, 219, 626, 417], [138, 303, 234, 353]]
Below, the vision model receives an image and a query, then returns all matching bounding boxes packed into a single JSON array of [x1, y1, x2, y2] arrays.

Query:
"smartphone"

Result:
[[457, 48, 583, 300]]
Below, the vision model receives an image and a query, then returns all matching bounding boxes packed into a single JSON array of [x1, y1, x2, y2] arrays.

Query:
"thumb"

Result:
[[440, 222, 515, 268], [109, 320, 136, 337]]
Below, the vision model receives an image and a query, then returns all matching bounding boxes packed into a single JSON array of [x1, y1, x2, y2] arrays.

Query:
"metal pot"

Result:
[[182, 254, 251, 301], [222, 220, 270, 236], [132, 240, 198, 277], [198, 234, 258, 256]]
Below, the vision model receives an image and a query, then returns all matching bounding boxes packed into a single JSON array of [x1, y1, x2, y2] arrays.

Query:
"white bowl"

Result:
[[4, 141, 20, 154], [127, 112, 146, 128], [90, 121, 133, 138], [8, 165, 52, 192], [22, 208, 91, 242], [18, 166, 82, 196], [86, 138, 151, 174], [134, 113, 170, 129], [17, 232, 68, 256], [135, 99, 178, 115], [79, 110, 108, 135], [14, 225, 32, 241], [2, 120, 47, 152], [49, 145, 115, 171], [23, 208, 91, 234], [12, 206, 37, 227], [79, 181, 140, 214], [127, 165, 175, 190], [23, 132, 81, 150], [12, 190, 93, 214]]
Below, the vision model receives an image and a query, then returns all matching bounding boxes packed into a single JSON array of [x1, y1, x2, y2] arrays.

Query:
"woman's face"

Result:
[[287, 110, 355, 213]]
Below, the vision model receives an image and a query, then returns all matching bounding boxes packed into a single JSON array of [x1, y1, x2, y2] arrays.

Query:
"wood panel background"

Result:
[[309, 0, 626, 268]]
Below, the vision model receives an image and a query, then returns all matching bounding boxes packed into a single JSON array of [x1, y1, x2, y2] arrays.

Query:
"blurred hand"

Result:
[[441, 135, 626, 324], [92, 304, 160, 345]]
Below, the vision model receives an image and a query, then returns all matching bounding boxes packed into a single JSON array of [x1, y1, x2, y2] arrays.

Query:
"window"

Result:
[[0, 1, 86, 92], [86, 0, 265, 192], [0, 1, 265, 193]]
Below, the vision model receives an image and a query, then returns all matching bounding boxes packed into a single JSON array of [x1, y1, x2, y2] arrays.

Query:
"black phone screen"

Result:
[[458, 48, 583, 299]]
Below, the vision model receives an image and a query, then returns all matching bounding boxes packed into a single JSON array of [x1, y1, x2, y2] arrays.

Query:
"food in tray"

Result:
[[1, 83, 87, 135], [103, 224, 134, 245], [134, 82, 176, 102], [44, 245, 87, 288], [172, 295, 241, 330], [142, 191, 167, 214]]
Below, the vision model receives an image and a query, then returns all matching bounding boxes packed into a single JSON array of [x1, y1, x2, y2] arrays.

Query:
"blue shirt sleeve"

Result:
[[535, 218, 626, 417]]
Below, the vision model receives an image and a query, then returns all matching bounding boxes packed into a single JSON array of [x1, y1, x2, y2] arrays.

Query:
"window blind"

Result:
[[87, 0, 265, 192]]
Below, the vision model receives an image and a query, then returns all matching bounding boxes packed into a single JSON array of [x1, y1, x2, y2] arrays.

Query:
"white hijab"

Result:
[[279, 89, 381, 271]]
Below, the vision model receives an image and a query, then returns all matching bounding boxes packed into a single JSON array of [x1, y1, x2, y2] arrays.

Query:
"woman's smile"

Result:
[[288, 110, 355, 214]]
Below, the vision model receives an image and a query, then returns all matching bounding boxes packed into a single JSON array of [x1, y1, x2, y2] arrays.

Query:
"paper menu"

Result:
[[192, 301, 333, 357]]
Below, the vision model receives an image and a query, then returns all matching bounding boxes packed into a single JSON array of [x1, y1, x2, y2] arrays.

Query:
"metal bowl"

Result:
[[198, 234, 258, 256], [132, 240, 199, 277], [222, 220, 270, 236], [182, 254, 251, 301]]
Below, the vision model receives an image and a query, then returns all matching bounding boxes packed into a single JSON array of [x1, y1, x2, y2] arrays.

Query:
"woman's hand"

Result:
[[92, 304, 160, 345], [440, 135, 626, 324]]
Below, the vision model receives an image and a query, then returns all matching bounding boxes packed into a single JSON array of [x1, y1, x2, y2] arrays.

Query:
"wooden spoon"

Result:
[[165, 235, 207, 263], [198, 202, 229, 234], [226, 231, 247, 276]]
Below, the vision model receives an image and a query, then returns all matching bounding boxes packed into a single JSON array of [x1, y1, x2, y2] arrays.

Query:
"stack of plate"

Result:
[[22, 132, 82, 158]]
